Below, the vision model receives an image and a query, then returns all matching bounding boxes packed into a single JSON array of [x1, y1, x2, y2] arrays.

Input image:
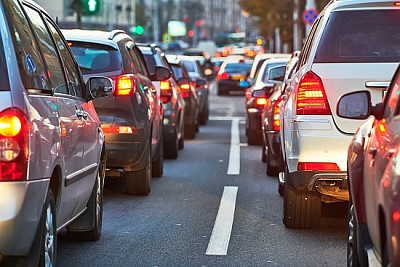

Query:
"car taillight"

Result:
[[217, 72, 229, 80], [0, 108, 29, 181], [297, 162, 340, 171], [113, 75, 136, 96], [101, 125, 138, 134], [273, 97, 282, 131], [255, 97, 267, 107], [179, 83, 191, 99], [296, 71, 331, 115], [160, 81, 172, 104]]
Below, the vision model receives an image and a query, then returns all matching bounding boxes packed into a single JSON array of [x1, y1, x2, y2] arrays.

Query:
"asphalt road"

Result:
[[57, 81, 348, 267]]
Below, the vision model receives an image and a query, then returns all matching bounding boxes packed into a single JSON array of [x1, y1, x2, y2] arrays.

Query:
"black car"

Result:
[[64, 29, 170, 194], [138, 44, 186, 157], [176, 55, 210, 125], [167, 56, 199, 141], [216, 57, 253, 96]]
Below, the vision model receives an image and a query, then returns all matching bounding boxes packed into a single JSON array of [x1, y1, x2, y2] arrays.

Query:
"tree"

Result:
[[239, 0, 330, 51]]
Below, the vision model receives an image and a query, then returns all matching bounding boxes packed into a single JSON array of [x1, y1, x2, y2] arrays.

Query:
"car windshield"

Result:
[[69, 42, 122, 74], [315, 10, 400, 63]]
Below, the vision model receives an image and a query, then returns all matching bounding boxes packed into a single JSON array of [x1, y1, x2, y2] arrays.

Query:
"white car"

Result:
[[280, 0, 400, 229]]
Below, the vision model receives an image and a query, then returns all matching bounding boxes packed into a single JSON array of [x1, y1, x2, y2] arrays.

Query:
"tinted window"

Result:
[[261, 62, 285, 83], [224, 63, 252, 74], [24, 6, 66, 93], [0, 32, 9, 91], [143, 53, 157, 74], [315, 10, 400, 63], [46, 20, 83, 97], [69, 42, 122, 75], [171, 65, 183, 79], [6, 0, 49, 91]]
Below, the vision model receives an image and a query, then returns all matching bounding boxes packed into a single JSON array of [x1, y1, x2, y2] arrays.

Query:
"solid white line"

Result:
[[206, 186, 238, 255], [227, 118, 240, 175]]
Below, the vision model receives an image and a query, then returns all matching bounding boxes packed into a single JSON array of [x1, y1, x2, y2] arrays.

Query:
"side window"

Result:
[[7, 0, 49, 90], [383, 71, 400, 118], [299, 17, 322, 68], [46, 19, 83, 98], [23, 5, 67, 94], [127, 45, 147, 75]]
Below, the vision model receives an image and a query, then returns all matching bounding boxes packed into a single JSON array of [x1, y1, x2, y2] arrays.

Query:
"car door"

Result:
[[23, 5, 84, 225], [364, 69, 400, 255], [46, 18, 99, 213]]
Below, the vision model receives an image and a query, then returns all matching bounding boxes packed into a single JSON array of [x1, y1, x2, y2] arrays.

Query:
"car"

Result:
[[245, 57, 289, 145], [176, 55, 210, 126], [63, 29, 171, 194], [261, 53, 300, 179], [0, 0, 111, 265], [216, 56, 253, 95], [167, 56, 200, 144], [248, 52, 291, 82], [138, 44, 185, 158], [280, 0, 400, 229]]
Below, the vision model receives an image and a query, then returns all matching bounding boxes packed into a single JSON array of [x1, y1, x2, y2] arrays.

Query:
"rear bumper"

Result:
[[104, 133, 149, 171], [0, 179, 49, 256]]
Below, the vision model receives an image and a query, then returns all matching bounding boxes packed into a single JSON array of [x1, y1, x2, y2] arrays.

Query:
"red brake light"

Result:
[[297, 162, 340, 171], [255, 98, 267, 106], [114, 75, 135, 96], [180, 83, 190, 90], [160, 81, 172, 103], [296, 71, 331, 115], [101, 125, 138, 134], [273, 97, 282, 131], [0, 108, 29, 181], [394, 2, 400, 6], [179, 83, 191, 99], [160, 81, 171, 90], [217, 72, 229, 80]]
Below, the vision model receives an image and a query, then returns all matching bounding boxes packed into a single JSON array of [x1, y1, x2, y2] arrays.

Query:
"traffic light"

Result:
[[131, 25, 144, 35], [82, 0, 100, 15]]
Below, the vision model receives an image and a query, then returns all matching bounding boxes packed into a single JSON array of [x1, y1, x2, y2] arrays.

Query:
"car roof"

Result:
[[61, 29, 129, 49]]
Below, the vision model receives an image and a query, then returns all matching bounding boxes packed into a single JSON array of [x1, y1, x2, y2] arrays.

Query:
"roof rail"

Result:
[[108, 29, 125, 40]]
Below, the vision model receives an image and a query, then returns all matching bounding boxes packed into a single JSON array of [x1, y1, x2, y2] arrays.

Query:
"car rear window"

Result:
[[315, 10, 400, 63], [224, 62, 252, 74], [68, 42, 122, 74]]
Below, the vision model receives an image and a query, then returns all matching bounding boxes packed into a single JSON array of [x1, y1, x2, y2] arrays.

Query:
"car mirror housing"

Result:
[[153, 66, 171, 81], [337, 90, 372, 120], [87, 76, 114, 100]]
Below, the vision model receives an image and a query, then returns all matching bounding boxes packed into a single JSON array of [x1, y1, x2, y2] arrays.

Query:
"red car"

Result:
[[337, 62, 400, 266]]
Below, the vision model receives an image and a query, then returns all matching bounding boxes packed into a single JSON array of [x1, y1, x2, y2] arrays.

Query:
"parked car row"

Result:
[[0, 0, 211, 265]]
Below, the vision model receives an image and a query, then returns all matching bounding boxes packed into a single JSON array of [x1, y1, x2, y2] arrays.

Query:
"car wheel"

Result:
[[198, 108, 208, 125], [283, 165, 321, 229], [185, 124, 196, 139], [39, 188, 57, 266], [152, 137, 164, 177], [266, 147, 279, 176], [164, 128, 178, 159], [126, 144, 151, 195], [178, 130, 184, 150], [261, 141, 266, 163], [67, 152, 105, 241], [347, 199, 362, 267], [247, 129, 261, 145]]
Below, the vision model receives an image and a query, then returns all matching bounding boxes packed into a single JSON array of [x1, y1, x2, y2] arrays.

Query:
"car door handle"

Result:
[[386, 148, 397, 158], [368, 147, 377, 157]]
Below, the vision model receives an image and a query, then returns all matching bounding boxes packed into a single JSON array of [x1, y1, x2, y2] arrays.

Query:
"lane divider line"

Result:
[[206, 186, 238, 255], [227, 118, 240, 175]]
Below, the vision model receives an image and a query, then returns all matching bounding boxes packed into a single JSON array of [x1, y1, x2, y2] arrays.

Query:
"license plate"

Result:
[[231, 74, 244, 80]]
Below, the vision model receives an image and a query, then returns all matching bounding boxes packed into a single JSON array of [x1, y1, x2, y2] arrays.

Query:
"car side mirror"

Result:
[[337, 91, 372, 119], [153, 66, 171, 81], [267, 65, 286, 85], [87, 76, 114, 100]]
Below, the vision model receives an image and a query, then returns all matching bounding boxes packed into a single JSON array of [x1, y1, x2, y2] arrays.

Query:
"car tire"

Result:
[[152, 137, 164, 177], [67, 152, 105, 241], [266, 147, 279, 176], [198, 107, 208, 125], [247, 129, 261, 145], [164, 128, 178, 159], [185, 124, 196, 139], [126, 144, 151, 195], [178, 131, 184, 150], [261, 141, 266, 163], [283, 165, 321, 229], [347, 199, 362, 267]]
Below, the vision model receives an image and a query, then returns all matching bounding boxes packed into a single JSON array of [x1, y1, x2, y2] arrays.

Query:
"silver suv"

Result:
[[280, 0, 400, 229], [0, 0, 110, 265]]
